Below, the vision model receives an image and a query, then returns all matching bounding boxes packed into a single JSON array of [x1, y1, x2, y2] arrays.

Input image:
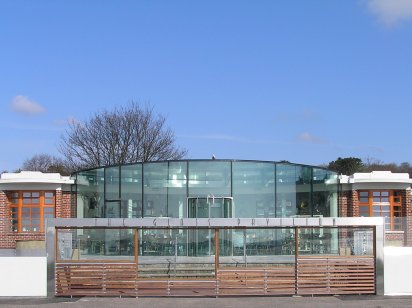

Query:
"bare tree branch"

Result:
[[22, 154, 71, 175], [59, 103, 187, 170]]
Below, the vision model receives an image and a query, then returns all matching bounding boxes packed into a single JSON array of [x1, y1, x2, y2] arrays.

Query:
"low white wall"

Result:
[[384, 247, 412, 295], [0, 257, 47, 296]]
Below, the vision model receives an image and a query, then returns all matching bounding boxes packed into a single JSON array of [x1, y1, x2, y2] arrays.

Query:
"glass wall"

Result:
[[75, 160, 339, 221], [56, 226, 374, 261]]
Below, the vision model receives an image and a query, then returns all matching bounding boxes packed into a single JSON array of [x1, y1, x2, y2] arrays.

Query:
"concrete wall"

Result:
[[0, 257, 47, 296], [384, 247, 412, 295]]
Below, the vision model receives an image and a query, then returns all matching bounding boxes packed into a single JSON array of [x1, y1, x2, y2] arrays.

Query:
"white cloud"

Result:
[[367, 0, 412, 26], [297, 132, 328, 144], [10, 95, 45, 115]]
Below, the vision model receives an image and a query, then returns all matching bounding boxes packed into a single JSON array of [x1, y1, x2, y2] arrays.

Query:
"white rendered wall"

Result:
[[0, 257, 47, 296], [384, 247, 412, 295]]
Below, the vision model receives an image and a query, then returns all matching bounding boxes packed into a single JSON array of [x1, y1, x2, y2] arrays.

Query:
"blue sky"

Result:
[[1, 0, 412, 172]]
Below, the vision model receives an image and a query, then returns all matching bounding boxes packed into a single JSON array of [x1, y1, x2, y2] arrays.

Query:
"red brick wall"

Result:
[[0, 189, 73, 249], [55, 190, 72, 218], [385, 232, 405, 245], [339, 190, 350, 217], [0, 191, 7, 243], [338, 189, 359, 217], [350, 190, 359, 217], [402, 189, 412, 246]]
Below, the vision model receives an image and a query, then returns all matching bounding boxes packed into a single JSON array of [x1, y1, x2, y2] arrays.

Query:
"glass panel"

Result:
[[340, 227, 374, 256], [298, 227, 338, 255], [359, 205, 370, 217], [381, 206, 390, 212], [296, 166, 312, 216], [105, 166, 120, 201], [138, 228, 213, 278], [188, 161, 231, 197], [188, 197, 232, 219], [23, 192, 31, 198], [76, 168, 105, 218], [372, 191, 381, 197], [381, 191, 389, 197], [57, 228, 134, 261], [312, 168, 338, 217], [105, 201, 120, 218], [167, 161, 187, 218], [245, 229, 280, 257], [45, 192, 54, 198], [11, 207, 18, 232], [22, 208, 30, 218], [32, 198, 39, 204], [232, 162, 275, 218], [276, 164, 298, 217], [44, 199, 54, 204], [359, 191, 368, 197], [359, 197, 369, 203], [121, 164, 143, 218], [143, 162, 168, 217]]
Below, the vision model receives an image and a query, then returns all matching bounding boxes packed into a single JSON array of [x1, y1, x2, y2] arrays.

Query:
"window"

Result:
[[358, 190, 402, 231], [8, 191, 55, 233]]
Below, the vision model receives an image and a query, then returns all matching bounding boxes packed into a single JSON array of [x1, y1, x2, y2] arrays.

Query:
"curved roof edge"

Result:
[[72, 158, 334, 174], [0, 171, 74, 185]]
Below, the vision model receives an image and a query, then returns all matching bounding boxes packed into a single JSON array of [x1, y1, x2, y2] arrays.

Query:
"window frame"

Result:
[[9, 191, 55, 233], [358, 190, 402, 231]]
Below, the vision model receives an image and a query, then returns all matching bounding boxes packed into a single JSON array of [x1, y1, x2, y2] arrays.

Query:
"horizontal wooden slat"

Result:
[[55, 256, 375, 297], [296, 257, 375, 295]]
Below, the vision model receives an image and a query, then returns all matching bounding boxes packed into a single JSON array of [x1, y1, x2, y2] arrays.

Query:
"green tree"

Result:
[[327, 157, 363, 175]]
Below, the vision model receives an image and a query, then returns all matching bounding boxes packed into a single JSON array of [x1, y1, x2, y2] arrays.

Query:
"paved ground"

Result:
[[0, 295, 412, 308]]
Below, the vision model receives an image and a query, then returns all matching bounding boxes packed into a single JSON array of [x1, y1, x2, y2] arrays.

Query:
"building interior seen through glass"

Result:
[[74, 160, 339, 257]]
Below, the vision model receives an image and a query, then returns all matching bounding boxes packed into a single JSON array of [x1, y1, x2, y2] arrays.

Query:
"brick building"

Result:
[[340, 171, 412, 246], [0, 171, 73, 255]]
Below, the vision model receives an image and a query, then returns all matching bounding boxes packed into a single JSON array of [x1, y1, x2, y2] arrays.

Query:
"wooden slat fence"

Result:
[[55, 257, 375, 297], [296, 257, 375, 295]]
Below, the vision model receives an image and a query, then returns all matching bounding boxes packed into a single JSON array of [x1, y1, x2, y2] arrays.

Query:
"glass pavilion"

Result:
[[72, 160, 339, 258]]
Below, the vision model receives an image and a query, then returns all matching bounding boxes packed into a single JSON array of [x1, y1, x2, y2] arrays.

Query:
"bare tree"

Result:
[[59, 103, 187, 170], [22, 154, 71, 175]]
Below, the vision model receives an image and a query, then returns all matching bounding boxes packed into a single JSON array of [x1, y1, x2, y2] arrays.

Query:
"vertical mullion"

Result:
[[19, 191, 22, 233], [214, 228, 219, 278], [135, 228, 139, 278], [40, 191, 44, 233]]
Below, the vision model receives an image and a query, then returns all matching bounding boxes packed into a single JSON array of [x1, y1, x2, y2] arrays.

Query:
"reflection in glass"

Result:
[[232, 162, 275, 218], [121, 164, 142, 218], [75, 160, 339, 221], [57, 228, 135, 260]]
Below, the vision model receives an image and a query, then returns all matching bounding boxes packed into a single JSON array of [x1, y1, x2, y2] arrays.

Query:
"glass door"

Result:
[[188, 197, 232, 256]]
